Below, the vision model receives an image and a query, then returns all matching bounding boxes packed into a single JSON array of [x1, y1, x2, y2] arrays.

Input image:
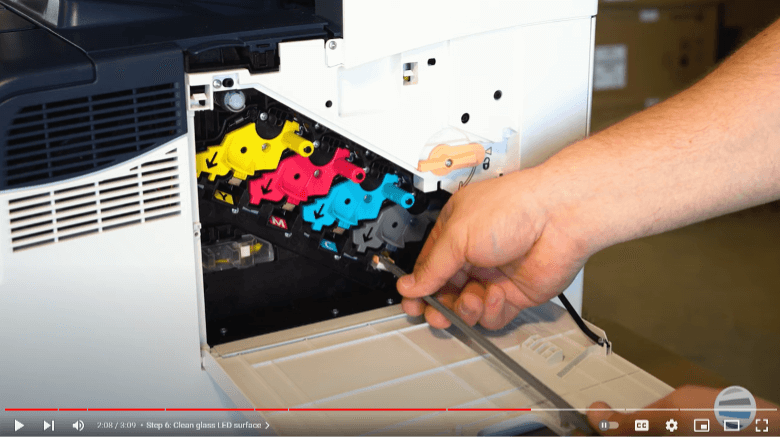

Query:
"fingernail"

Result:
[[459, 301, 474, 317], [399, 275, 415, 290], [488, 292, 501, 307]]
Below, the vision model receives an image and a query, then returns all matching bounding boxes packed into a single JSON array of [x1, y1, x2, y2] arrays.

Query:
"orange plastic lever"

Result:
[[417, 143, 486, 176]]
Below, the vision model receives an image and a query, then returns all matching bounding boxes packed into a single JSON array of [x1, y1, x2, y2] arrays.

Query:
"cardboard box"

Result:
[[591, 3, 718, 131], [593, 5, 718, 106], [722, 0, 780, 44]]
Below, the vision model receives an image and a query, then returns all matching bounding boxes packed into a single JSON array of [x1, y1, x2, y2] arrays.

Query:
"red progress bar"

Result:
[[290, 408, 447, 412], [167, 409, 256, 412], [5, 408, 533, 412]]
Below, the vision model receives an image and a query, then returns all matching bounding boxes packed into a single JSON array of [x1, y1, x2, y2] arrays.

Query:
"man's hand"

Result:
[[586, 386, 779, 436], [398, 18, 780, 331], [396, 170, 591, 329]]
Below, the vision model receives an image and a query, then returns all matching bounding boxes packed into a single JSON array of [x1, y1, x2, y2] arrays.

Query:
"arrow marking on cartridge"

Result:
[[205, 151, 218, 169], [313, 204, 325, 219], [485, 147, 492, 155], [261, 179, 273, 194], [362, 227, 374, 242]]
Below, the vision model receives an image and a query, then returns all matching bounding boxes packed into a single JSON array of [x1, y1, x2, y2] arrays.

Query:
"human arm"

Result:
[[397, 19, 780, 328]]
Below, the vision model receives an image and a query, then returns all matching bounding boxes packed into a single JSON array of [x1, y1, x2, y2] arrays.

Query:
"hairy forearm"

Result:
[[533, 18, 780, 256]]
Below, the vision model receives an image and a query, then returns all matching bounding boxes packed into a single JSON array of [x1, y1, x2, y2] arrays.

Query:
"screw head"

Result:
[[332, 309, 339, 316], [259, 112, 268, 121], [220, 328, 228, 336], [231, 208, 239, 214], [284, 232, 292, 238], [328, 40, 337, 50], [313, 140, 320, 148], [387, 298, 394, 305], [213, 79, 222, 88], [262, 143, 270, 151], [445, 159, 453, 167], [333, 254, 341, 260], [313, 170, 321, 178]]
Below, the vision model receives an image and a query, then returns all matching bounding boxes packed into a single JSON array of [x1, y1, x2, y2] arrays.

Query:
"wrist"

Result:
[[519, 143, 613, 260]]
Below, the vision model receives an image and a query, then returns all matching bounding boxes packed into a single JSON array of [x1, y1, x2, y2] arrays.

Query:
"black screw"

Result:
[[428, 58, 436, 66], [494, 90, 502, 100], [461, 113, 470, 124], [325, 100, 333, 108], [240, 147, 247, 154]]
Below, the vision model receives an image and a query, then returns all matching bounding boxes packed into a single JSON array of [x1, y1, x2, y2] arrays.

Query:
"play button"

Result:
[[14, 420, 24, 432], [43, 421, 52, 431]]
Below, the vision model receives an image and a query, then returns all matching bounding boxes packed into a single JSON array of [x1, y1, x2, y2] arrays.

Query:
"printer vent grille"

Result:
[[8, 148, 181, 252], [3, 83, 182, 190]]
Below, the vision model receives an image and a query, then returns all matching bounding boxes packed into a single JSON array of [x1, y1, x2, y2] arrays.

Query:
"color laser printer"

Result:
[[0, 0, 674, 435]]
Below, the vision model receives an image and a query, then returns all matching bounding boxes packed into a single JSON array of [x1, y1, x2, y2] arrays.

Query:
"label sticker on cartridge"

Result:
[[268, 215, 289, 230], [214, 190, 235, 205], [319, 239, 338, 253]]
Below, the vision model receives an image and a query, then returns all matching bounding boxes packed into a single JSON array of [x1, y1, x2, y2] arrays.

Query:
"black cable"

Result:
[[557, 292, 608, 348]]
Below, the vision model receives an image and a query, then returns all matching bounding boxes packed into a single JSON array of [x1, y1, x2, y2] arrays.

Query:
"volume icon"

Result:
[[73, 420, 84, 432]]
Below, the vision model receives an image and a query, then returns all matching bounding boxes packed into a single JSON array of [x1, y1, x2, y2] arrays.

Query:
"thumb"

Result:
[[587, 401, 615, 434], [397, 222, 466, 299]]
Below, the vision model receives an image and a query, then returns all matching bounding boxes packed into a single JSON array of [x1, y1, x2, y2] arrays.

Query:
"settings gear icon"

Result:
[[666, 419, 679, 432]]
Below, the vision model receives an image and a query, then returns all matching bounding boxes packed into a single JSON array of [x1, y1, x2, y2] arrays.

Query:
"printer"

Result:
[[0, 0, 673, 435]]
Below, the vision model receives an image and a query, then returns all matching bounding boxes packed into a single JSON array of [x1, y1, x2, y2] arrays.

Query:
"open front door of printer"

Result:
[[203, 302, 673, 436]]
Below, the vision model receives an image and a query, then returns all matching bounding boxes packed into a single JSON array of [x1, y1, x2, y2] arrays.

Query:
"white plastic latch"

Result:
[[326, 38, 344, 67], [522, 334, 564, 366]]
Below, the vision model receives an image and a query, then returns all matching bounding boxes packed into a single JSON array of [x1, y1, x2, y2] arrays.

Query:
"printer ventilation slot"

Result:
[[8, 148, 181, 252], [2, 83, 183, 190]]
